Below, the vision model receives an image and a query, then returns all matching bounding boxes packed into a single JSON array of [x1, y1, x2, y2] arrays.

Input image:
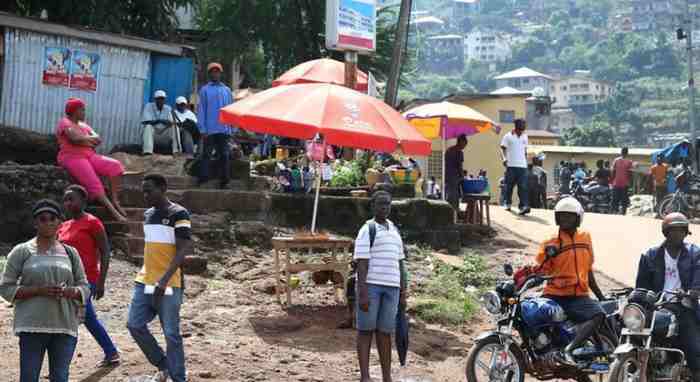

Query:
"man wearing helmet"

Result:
[[536, 197, 606, 365], [635, 212, 700, 379]]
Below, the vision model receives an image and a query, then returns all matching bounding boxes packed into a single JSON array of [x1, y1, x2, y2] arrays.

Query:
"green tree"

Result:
[[1, 0, 192, 40], [196, 1, 407, 88], [562, 117, 617, 147]]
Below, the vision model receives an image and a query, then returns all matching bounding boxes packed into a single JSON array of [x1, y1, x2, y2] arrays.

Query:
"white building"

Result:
[[550, 71, 613, 108], [493, 67, 553, 94], [454, 0, 480, 16], [464, 28, 512, 63]]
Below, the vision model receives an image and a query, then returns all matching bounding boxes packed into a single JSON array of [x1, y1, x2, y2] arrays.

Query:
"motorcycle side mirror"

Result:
[[504, 263, 513, 276], [545, 245, 560, 259]]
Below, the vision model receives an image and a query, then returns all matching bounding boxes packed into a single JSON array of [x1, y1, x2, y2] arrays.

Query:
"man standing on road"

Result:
[[650, 156, 668, 213], [445, 134, 467, 211], [635, 213, 700, 381], [355, 190, 407, 382], [501, 119, 530, 215], [611, 147, 635, 215], [197, 62, 234, 189], [127, 174, 192, 382]]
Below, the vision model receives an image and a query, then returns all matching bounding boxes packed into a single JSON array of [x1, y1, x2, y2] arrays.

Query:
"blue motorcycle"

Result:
[[465, 261, 630, 382]]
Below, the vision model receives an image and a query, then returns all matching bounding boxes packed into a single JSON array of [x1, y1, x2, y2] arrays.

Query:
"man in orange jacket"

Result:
[[536, 197, 606, 365]]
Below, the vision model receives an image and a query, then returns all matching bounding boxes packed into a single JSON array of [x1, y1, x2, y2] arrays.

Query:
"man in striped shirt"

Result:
[[127, 174, 193, 382], [355, 191, 407, 382]]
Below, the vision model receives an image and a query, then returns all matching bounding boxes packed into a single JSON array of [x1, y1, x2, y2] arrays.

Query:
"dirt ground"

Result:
[[0, 224, 625, 382]]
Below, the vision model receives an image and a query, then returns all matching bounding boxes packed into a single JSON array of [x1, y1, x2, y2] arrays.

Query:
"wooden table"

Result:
[[462, 193, 491, 226], [271, 236, 354, 306]]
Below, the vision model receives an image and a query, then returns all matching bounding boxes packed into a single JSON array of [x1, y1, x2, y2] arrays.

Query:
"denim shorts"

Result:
[[356, 284, 400, 334]]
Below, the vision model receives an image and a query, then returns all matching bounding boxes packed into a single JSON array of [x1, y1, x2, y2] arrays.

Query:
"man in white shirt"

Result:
[[142, 90, 179, 155], [500, 118, 530, 215], [354, 190, 407, 382], [173, 97, 199, 155], [635, 212, 700, 380]]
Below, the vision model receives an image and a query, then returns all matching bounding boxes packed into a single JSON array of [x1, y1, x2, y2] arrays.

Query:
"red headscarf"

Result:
[[65, 98, 86, 116]]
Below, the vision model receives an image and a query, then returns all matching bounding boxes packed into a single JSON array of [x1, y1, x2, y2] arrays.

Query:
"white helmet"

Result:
[[554, 197, 584, 226]]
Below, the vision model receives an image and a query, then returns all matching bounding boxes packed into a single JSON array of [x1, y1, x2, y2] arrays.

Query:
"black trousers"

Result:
[[199, 133, 231, 185]]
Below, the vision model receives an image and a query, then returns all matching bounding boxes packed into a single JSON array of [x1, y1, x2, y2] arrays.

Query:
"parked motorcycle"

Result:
[[608, 289, 695, 382], [658, 169, 700, 218], [465, 259, 630, 382], [555, 179, 612, 214]]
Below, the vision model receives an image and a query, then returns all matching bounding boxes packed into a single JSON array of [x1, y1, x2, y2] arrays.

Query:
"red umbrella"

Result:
[[219, 83, 431, 156], [272, 58, 369, 92]]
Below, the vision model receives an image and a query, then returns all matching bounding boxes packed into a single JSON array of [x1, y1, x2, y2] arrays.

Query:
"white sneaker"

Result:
[[505, 205, 511, 211], [151, 370, 169, 382]]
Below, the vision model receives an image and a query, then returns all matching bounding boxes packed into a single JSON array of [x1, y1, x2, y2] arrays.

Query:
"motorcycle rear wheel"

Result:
[[608, 353, 644, 382], [465, 336, 525, 382]]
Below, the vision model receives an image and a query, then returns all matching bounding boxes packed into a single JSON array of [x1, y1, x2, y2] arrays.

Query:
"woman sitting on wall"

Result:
[[56, 98, 127, 222]]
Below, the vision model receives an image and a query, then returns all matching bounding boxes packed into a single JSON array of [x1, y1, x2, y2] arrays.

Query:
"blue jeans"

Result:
[[504, 167, 529, 209], [85, 283, 118, 359], [199, 133, 231, 185], [19, 333, 77, 382], [127, 283, 185, 382], [356, 284, 400, 334]]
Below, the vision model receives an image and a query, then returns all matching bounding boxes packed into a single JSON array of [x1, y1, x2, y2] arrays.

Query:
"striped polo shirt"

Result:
[[135, 202, 191, 288], [353, 219, 405, 288]]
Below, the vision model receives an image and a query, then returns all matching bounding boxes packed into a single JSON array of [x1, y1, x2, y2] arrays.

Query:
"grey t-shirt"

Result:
[[0, 239, 89, 337]]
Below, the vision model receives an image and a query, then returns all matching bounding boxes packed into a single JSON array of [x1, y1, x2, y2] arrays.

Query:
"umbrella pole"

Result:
[[442, 128, 446, 201], [311, 164, 321, 234]]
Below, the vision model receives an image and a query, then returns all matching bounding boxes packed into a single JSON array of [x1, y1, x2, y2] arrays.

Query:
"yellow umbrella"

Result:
[[403, 101, 500, 200]]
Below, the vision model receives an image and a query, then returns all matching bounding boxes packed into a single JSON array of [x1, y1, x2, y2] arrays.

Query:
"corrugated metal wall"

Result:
[[0, 28, 150, 152]]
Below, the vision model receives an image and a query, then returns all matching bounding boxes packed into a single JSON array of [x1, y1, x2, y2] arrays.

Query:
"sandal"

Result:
[[96, 353, 121, 368]]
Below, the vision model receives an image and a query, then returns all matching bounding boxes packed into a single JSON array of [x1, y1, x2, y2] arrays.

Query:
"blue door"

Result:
[[148, 55, 194, 107]]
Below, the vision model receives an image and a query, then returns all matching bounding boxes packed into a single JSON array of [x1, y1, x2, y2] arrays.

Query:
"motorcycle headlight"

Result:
[[481, 291, 502, 315], [623, 304, 646, 331]]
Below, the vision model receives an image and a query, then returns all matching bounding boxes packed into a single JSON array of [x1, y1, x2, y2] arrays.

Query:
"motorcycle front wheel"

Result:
[[608, 353, 644, 382], [465, 336, 525, 382]]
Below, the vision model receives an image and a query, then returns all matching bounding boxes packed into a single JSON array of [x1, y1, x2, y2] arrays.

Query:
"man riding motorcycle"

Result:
[[536, 197, 606, 365], [635, 212, 700, 381]]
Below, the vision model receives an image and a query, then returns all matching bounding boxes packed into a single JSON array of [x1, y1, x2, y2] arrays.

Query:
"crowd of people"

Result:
[[1, 175, 191, 382]]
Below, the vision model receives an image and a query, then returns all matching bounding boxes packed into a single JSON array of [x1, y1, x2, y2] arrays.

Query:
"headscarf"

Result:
[[32, 199, 63, 219], [65, 98, 86, 116]]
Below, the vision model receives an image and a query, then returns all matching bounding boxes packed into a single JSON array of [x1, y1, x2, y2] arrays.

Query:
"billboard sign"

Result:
[[326, 0, 377, 53]]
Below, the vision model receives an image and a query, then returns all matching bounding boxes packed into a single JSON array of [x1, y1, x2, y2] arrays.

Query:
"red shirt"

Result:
[[58, 213, 104, 284], [612, 157, 634, 188]]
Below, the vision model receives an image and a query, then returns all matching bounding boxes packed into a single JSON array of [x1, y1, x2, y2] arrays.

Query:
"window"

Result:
[[522, 78, 530, 84], [561, 85, 567, 91], [499, 110, 515, 123], [428, 151, 443, 182]]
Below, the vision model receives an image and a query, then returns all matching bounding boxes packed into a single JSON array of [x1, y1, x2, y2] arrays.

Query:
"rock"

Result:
[[233, 221, 274, 248], [183, 255, 208, 275], [628, 194, 656, 217], [0, 126, 58, 165], [198, 371, 215, 379], [0, 164, 70, 243], [253, 280, 277, 295]]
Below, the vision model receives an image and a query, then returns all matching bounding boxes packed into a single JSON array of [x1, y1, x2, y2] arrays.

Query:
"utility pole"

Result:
[[678, 0, 696, 169], [384, 0, 412, 108]]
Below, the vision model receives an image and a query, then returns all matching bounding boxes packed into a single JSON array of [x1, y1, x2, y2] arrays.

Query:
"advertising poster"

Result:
[[42, 47, 71, 87], [69, 51, 100, 91], [326, 0, 376, 53]]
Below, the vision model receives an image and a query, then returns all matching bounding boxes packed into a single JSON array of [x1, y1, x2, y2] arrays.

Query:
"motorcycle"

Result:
[[658, 169, 700, 218], [569, 178, 613, 214], [608, 289, 696, 382], [465, 258, 631, 382]]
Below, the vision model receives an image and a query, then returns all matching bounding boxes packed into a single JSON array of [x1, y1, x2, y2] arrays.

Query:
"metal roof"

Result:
[[494, 67, 553, 80], [0, 11, 190, 56], [527, 130, 561, 138], [490, 86, 532, 95]]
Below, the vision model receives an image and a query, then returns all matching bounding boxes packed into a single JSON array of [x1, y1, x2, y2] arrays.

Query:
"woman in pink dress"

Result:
[[56, 98, 127, 222]]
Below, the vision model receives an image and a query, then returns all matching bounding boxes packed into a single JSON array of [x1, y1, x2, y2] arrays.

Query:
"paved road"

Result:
[[490, 207, 700, 286]]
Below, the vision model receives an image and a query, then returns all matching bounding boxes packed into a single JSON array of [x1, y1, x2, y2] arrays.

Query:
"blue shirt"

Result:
[[197, 81, 234, 135]]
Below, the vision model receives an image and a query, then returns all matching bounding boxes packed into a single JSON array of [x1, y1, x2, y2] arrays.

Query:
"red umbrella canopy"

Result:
[[219, 83, 431, 156], [272, 58, 369, 92]]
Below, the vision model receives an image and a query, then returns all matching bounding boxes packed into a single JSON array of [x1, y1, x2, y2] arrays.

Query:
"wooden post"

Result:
[[344, 51, 358, 90], [384, 0, 413, 108]]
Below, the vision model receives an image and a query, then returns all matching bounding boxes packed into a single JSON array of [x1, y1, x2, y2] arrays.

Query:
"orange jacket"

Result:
[[535, 230, 594, 297]]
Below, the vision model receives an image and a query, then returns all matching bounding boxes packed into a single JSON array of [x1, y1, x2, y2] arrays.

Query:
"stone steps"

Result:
[[122, 173, 251, 191]]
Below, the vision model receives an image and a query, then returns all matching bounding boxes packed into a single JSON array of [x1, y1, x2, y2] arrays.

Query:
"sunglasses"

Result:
[[36, 215, 60, 224]]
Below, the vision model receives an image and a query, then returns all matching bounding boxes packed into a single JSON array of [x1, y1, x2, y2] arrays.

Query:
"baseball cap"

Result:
[[176, 96, 188, 105], [207, 62, 223, 72], [154, 90, 167, 99]]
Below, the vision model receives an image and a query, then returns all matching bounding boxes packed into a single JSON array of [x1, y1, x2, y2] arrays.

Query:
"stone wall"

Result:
[[0, 164, 70, 242]]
